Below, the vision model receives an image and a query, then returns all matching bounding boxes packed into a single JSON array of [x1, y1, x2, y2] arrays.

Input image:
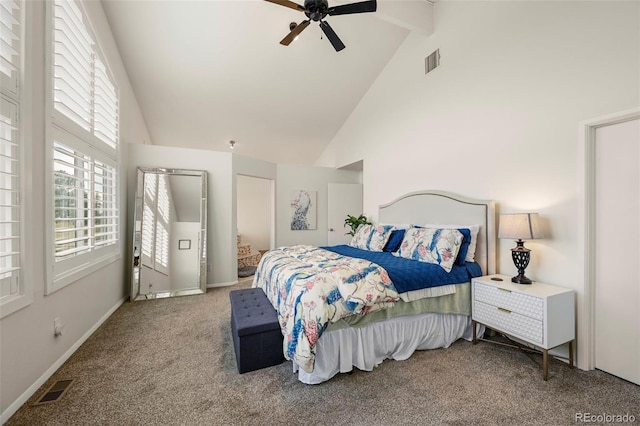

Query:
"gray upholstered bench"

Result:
[[229, 288, 284, 373]]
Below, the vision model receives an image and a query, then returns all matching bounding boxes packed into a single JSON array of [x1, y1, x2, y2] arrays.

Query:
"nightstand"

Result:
[[471, 274, 575, 380]]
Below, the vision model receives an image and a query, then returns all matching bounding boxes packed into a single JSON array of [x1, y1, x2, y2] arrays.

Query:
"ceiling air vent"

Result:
[[425, 49, 440, 75]]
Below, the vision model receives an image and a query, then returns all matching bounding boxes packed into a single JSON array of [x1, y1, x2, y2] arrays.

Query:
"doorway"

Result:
[[236, 175, 273, 279], [593, 117, 639, 385]]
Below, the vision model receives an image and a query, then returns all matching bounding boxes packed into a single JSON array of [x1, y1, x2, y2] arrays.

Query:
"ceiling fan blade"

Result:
[[264, 0, 306, 12], [327, 0, 376, 16], [320, 21, 345, 52], [280, 20, 311, 46]]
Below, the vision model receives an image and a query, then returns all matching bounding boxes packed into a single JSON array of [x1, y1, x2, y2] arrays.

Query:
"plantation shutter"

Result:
[[93, 159, 117, 248], [0, 0, 20, 93], [0, 97, 19, 300], [93, 56, 118, 149], [155, 174, 170, 274], [141, 173, 156, 268], [53, 0, 92, 131], [0, 0, 21, 305], [53, 141, 91, 259], [49, 0, 119, 291]]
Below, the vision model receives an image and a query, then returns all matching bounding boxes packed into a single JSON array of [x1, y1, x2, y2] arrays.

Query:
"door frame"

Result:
[[578, 107, 640, 370]]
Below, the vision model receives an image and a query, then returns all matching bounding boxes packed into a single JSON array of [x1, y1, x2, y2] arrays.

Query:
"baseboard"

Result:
[[1, 296, 127, 424], [207, 280, 239, 288]]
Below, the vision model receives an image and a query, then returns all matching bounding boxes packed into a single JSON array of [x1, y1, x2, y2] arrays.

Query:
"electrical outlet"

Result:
[[207, 264, 212, 272], [53, 318, 64, 337]]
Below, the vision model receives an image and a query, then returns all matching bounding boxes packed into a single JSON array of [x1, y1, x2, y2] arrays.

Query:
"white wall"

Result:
[[0, 1, 151, 420], [276, 164, 362, 247], [317, 1, 640, 369]]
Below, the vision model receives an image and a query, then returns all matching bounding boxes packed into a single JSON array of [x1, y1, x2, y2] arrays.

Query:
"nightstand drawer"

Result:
[[474, 300, 543, 345], [474, 282, 544, 320]]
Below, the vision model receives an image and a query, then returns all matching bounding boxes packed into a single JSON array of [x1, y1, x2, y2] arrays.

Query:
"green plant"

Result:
[[344, 214, 371, 237]]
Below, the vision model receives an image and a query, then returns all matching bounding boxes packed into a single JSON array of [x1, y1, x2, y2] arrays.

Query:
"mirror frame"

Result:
[[130, 167, 208, 301]]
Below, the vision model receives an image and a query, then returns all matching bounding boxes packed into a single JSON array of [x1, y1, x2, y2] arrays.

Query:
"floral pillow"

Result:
[[349, 224, 394, 252], [397, 227, 463, 272], [424, 223, 480, 263], [349, 224, 374, 249]]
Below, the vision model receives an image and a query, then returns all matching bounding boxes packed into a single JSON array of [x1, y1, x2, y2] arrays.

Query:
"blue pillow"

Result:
[[455, 228, 472, 266], [383, 229, 405, 252]]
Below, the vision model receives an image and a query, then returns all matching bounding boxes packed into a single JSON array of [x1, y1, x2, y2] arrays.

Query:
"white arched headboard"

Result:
[[378, 190, 496, 275]]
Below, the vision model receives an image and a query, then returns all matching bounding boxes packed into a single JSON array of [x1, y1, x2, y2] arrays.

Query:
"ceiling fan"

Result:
[[264, 0, 377, 52]]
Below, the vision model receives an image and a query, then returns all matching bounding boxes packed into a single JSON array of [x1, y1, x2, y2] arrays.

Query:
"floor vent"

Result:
[[33, 379, 73, 405], [425, 49, 440, 74]]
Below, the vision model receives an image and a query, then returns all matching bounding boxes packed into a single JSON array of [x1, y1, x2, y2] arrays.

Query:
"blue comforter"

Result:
[[321, 245, 483, 294]]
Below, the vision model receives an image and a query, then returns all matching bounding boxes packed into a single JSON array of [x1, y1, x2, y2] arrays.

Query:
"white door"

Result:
[[594, 118, 640, 385], [327, 183, 363, 246]]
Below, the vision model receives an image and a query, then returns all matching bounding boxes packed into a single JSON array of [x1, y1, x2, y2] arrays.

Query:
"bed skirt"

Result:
[[292, 312, 481, 384]]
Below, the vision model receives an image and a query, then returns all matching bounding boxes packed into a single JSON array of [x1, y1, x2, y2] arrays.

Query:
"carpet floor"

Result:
[[6, 278, 639, 426]]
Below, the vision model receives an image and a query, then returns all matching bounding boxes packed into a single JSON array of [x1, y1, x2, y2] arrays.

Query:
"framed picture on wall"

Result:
[[178, 239, 191, 250], [290, 190, 317, 230]]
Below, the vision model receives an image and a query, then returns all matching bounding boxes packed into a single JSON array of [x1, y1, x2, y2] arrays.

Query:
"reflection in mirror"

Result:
[[131, 168, 207, 301]]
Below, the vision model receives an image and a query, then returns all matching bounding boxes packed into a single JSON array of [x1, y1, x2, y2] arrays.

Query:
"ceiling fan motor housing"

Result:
[[304, 0, 329, 21]]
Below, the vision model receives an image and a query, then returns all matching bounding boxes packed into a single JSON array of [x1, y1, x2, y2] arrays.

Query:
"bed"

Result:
[[252, 190, 496, 384]]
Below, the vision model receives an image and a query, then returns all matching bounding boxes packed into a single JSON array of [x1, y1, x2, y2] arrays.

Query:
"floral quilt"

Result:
[[252, 245, 399, 373]]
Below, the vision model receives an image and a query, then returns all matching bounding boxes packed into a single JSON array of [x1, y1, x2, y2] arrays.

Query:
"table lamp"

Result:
[[498, 213, 543, 284]]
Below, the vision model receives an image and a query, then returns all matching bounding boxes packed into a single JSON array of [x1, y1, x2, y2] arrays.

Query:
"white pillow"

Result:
[[424, 224, 480, 262]]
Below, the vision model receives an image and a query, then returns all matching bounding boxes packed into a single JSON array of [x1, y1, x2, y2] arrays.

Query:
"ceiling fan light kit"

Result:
[[265, 0, 377, 52]]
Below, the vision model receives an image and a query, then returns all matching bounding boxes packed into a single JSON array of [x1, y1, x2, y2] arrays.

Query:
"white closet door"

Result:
[[594, 118, 640, 385], [327, 183, 363, 246]]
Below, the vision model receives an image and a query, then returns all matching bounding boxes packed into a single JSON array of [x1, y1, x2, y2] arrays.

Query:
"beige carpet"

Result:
[[6, 278, 639, 425]]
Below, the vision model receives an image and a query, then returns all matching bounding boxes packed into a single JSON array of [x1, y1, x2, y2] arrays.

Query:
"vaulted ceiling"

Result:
[[101, 0, 432, 165]]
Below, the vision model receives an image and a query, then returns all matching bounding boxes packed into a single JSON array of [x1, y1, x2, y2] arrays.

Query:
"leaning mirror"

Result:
[[131, 168, 207, 301]]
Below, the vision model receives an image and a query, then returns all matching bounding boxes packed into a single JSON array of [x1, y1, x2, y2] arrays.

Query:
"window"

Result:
[[47, 0, 119, 292], [0, 0, 28, 317]]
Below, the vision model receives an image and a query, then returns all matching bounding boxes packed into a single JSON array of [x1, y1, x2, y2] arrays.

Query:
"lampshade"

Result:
[[498, 213, 543, 240]]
